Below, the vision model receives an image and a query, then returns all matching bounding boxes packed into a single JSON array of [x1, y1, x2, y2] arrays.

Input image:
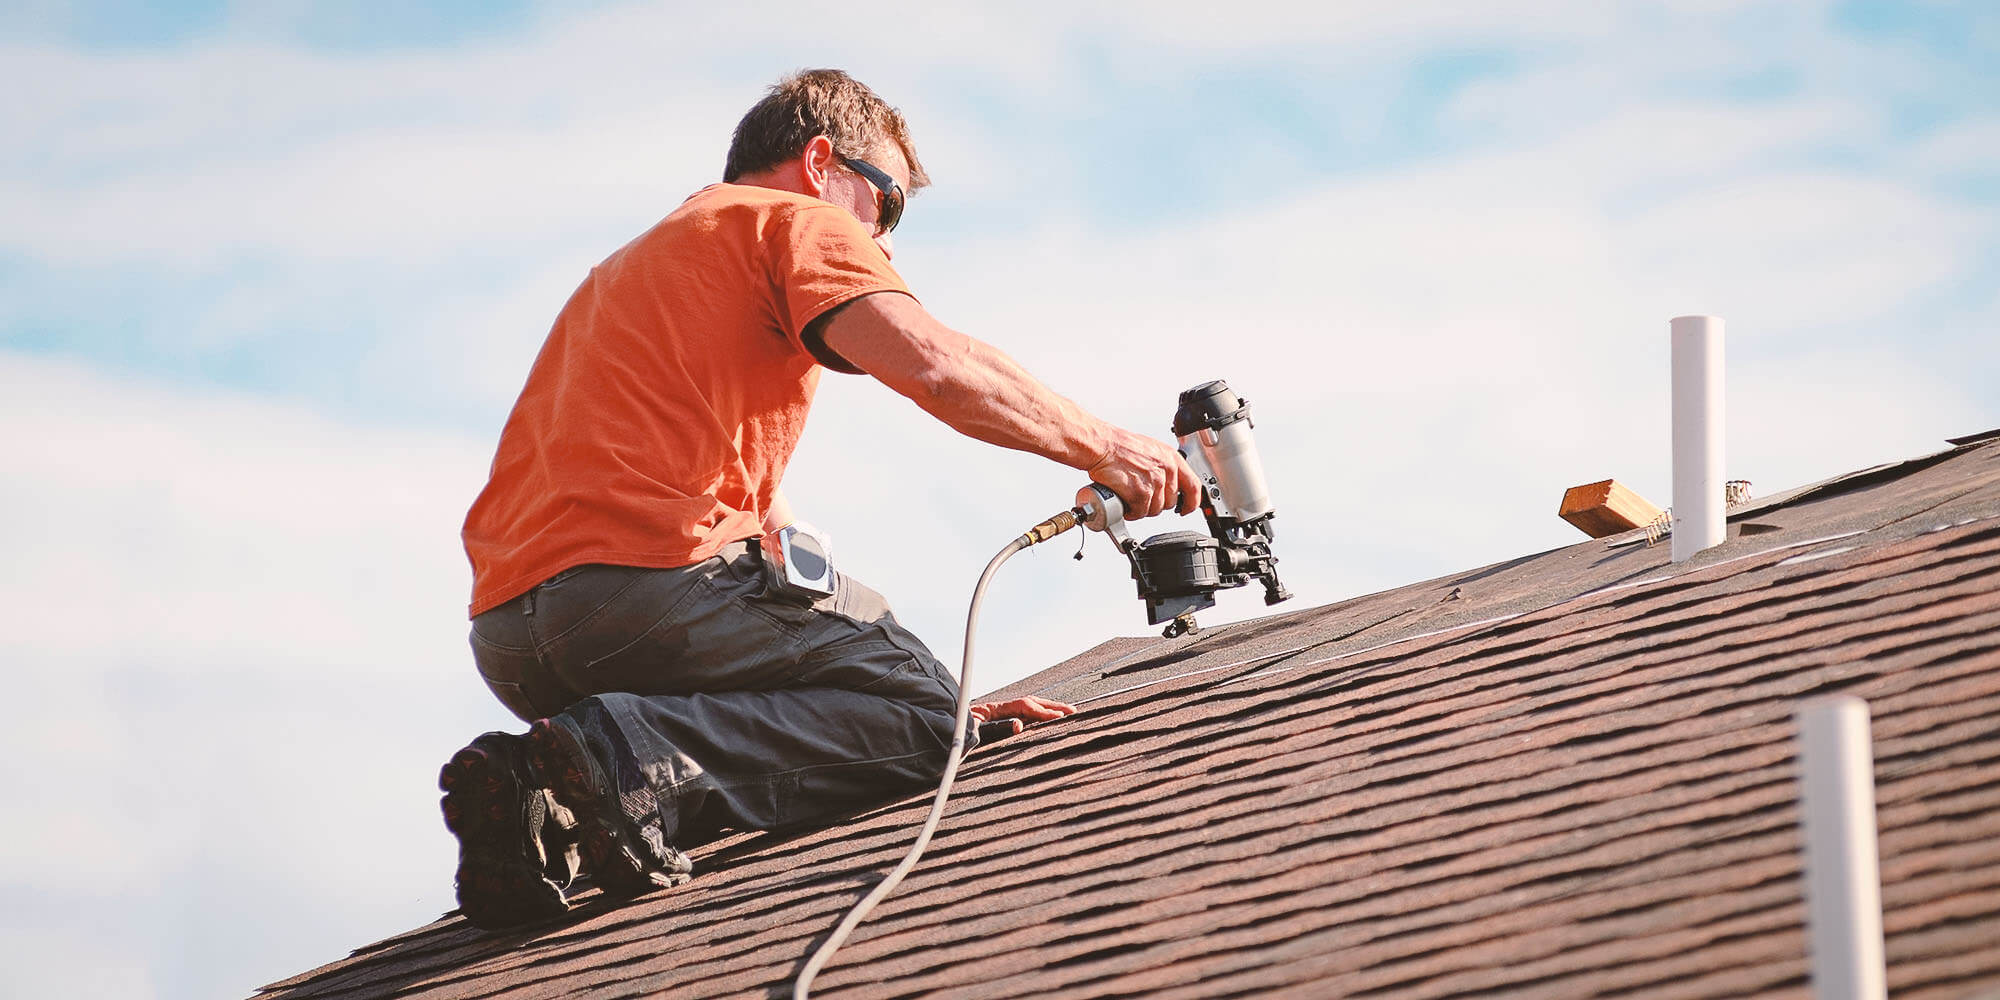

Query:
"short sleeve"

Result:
[[764, 204, 913, 373]]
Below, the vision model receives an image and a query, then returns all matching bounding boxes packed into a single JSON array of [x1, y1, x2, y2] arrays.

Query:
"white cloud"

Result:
[[1615, 171, 1977, 332], [0, 356, 488, 672], [1905, 115, 2000, 184], [0, 924, 155, 1000], [2, 1, 1893, 272], [0, 354, 516, 996], [1077, 0, 1626, 57]]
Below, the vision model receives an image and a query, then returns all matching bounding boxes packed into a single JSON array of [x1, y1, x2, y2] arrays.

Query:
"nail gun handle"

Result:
[[1073, 484, 1136, 552]]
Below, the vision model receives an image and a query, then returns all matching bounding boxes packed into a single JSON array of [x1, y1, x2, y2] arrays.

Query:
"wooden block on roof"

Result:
[[1559, 479, 1663, 538]]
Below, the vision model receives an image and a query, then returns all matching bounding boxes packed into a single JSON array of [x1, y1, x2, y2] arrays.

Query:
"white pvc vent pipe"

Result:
[[1796, 695, 1888, 1000], [1670, 315, 1726, 562]]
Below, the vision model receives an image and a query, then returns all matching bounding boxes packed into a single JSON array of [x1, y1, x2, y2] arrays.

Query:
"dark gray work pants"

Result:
[[469, 541, 966, 852]]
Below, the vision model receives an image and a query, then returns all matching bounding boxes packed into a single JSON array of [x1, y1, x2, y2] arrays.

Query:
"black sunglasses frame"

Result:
[[839, 156, 905, 236]]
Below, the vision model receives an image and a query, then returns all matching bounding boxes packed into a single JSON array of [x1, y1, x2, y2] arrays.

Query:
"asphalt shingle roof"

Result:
[[260, 432, 2000, 1000]]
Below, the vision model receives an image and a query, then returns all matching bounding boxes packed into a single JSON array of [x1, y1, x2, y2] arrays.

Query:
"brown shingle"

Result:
[[258, 435, 2000, 999]]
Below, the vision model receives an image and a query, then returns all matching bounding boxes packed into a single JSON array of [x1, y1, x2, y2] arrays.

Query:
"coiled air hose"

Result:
[[793, 508, 1082, 999]]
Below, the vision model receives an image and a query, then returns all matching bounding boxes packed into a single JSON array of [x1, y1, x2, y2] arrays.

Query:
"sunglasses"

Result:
[[839, 156, 905, 236]]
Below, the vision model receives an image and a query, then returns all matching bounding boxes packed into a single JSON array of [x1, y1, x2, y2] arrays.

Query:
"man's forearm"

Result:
[[821, 293, 1112, 470], [899, 334, 1112, 469]]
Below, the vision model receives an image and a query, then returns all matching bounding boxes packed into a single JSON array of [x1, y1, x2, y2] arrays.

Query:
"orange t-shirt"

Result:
[[462, 183, 910, 616]]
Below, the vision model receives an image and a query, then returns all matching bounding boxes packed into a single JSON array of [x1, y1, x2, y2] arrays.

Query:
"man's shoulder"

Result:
[[677, 183, 831, 224], [662, 184, 879, 263], [618, 184, 830, 263]]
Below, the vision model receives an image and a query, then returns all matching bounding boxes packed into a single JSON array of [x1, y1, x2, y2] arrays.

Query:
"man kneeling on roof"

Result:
[[439, 68, 1199, 929]]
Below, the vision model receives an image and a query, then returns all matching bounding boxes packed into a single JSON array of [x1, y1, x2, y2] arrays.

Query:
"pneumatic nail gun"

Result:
[[1076, 380, 1292, 637]]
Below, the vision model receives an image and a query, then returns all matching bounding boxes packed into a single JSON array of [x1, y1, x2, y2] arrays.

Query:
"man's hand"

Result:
[[969, 695, 1078, 740], [1088, 427, 1202, 520]]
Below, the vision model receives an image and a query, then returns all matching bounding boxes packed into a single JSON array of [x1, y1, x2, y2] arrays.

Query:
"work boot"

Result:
[[539, 800, 583, 889], [438, 732, 570, 929], [524, 716, 693, 897]]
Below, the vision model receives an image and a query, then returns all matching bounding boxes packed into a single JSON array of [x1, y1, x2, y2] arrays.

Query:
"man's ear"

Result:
[[801, 135, 837, 197]]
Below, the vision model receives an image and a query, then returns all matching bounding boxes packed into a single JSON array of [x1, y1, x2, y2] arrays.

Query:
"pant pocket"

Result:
[[789, 639, 957, 717], [530, 565, 654, 646], [471, 625, 578, 720]]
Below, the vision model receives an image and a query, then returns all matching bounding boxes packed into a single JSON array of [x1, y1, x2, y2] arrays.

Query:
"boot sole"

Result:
[[439, 734, 569, 929]]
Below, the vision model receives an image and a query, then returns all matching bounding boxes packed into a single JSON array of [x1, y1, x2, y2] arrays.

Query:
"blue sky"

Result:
[[7, 2, 1995, 431], [3, 3, 1996, 999], [5, 0, 562, 49]]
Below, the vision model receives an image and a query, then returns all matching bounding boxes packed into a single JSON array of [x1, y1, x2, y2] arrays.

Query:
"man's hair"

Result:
[[723, 69, 930, 191]]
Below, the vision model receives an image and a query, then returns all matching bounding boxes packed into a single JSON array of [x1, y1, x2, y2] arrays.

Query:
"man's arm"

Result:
[[817, 292, 1199, 519], [762, 489, 794, 534], [970, 695, 1078, 740]]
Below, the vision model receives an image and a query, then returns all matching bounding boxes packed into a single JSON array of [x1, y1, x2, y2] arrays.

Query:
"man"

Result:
[[439, 69, 1198, 929]]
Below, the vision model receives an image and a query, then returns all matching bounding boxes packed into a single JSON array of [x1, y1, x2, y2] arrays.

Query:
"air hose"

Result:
[[794, 508, 1083, 999]]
